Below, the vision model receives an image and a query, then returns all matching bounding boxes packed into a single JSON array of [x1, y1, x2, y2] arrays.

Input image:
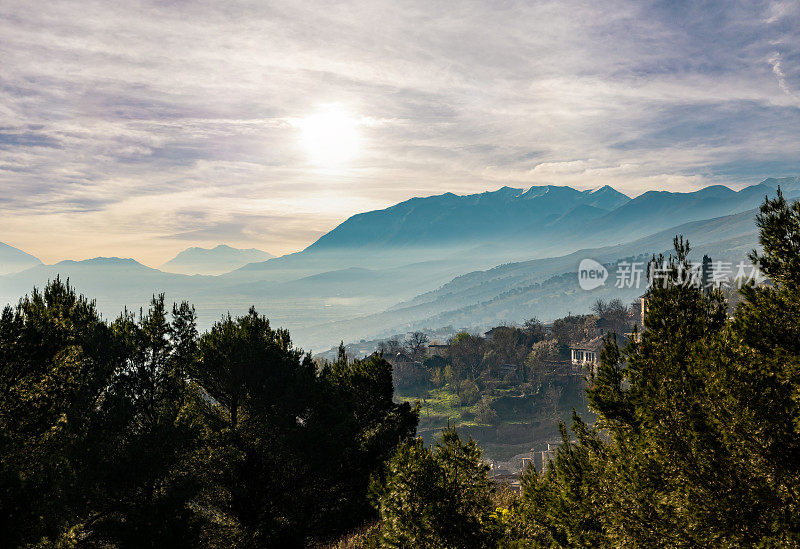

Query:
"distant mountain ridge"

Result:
[[3, 177, 799, 350], [297, 178, 799, 261], [160, 244, 274, 275], [296, 207, 763, 346], [0, 242, 41, 275], [0, 256, 218, 324], [304, 185, 631, 253]]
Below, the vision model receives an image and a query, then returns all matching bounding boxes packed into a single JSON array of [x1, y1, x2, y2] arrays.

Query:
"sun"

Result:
[[297, 105, 361, 167]]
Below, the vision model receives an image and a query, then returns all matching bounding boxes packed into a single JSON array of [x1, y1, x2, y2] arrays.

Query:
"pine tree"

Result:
[[88, 294, 203, 547], [0, 279, 116, 547], [515, 193, 800, 545], [377, 426, 494, 548]]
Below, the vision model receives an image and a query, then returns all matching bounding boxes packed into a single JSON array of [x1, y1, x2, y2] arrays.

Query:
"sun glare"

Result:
[[298, 105, 361, 167]]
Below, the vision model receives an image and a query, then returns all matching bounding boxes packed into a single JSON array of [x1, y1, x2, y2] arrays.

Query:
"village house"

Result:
[[426, 343, 450, 357], [520, 440, 564, 473], [568, 335, 605, 374], [569, 347, 597, 366]]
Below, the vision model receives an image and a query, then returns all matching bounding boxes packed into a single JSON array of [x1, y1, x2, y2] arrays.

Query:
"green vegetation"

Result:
[[3, 191, 800, 547], [392, 306, 630, 460], [375, 426, 494, 548], [0, 291, 416, 547]]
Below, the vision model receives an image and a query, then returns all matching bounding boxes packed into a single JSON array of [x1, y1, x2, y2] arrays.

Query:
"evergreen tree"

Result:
[[191, 312, 418, 546], [190, 307, 317, 546], [377, 426, 494, 548], [516, 192, 800, 546], [0, 279, 117, 547], [87, 295, 203, 547], [312, 347, 418, 539]]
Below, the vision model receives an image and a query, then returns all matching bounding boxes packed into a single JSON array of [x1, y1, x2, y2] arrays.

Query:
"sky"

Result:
[[1, 0, 799, 265]]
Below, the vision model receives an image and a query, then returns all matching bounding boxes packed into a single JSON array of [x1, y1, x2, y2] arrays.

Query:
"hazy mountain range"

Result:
[[2, 177, 798, 350], [160, 244, 274, 275], [305, 184, 630, 252], [0, 241, 41, 275], [300, 208, 761, 347]]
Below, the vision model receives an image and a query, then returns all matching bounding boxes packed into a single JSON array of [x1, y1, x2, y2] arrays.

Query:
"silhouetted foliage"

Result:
[[514, 192, 800, 545], [375, 426, 495, 548], [0, 287, 417, 548]]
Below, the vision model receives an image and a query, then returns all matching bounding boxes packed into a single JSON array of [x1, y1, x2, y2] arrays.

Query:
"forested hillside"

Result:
[[381, 303, 633, 466]]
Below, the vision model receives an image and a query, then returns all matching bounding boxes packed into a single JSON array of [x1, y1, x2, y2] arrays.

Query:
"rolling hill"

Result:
[[0, 242, 41, 275], [292, 207, 762, 347], [160, 244, 274, 275]]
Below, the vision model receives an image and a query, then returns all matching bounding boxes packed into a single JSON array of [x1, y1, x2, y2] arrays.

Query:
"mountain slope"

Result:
[[0, 257, 208, 296], [304, 185, 632, 253], [293, 207, 761, 347], [0, 257, 219, 323], [511, 180, 799, 259], [0, 242, 41, 275], [160, 244, 274, 275], [240, 178, 794, 279]]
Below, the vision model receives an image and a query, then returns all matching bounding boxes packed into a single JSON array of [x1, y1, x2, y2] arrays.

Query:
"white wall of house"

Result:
[[570, 348, 596, 365]]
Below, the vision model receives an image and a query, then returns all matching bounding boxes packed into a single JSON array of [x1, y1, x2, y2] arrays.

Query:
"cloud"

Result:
[[769, 51, 799, 100], [0, 0, 798, 264]]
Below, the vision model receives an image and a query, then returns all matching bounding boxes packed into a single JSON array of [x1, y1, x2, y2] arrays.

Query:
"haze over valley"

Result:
[[2, 176, 794, 351]]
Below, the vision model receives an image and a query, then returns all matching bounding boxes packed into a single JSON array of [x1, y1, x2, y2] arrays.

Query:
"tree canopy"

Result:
[[0, 286, 417, 547]]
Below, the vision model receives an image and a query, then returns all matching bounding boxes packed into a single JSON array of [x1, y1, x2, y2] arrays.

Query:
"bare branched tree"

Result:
[[405, 331, 430, 360]]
